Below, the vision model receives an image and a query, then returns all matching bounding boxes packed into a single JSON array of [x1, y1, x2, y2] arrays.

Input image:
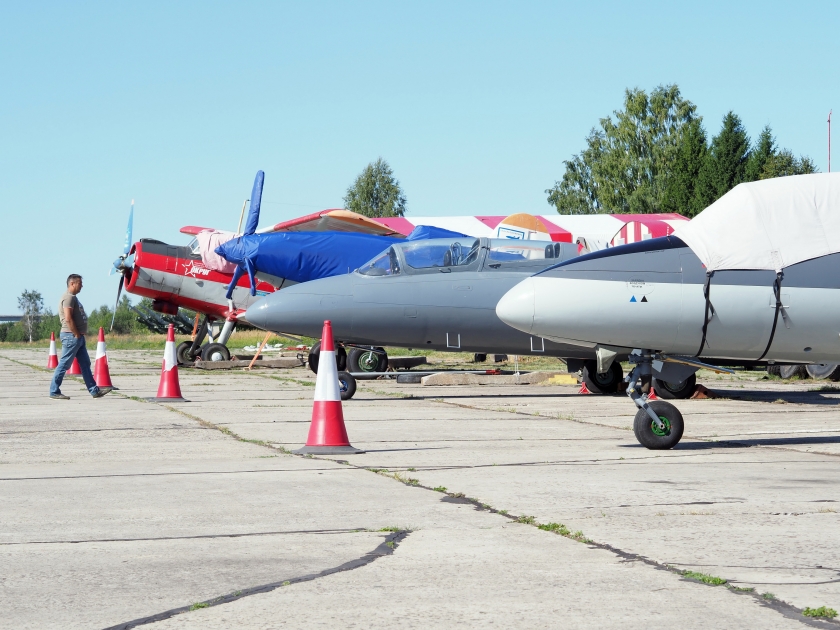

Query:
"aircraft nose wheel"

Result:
[[633, 400, 684, 449]]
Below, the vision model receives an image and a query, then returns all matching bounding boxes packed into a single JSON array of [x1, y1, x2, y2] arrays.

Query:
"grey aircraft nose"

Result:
[[245, 275, 354, 339]]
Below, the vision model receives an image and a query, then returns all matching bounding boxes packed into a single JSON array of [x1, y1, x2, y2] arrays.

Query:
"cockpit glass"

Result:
[[187, 237, 201, 255], [402, 238, 481, 269], [487, 239, 564, 262], [358, 247, 401, 276]]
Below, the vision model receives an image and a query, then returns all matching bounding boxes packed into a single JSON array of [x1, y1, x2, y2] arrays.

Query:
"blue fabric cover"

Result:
[[217, 225, 467, 297]]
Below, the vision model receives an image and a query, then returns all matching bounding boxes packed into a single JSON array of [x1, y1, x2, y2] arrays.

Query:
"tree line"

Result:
[[546, 85, 817, 216]]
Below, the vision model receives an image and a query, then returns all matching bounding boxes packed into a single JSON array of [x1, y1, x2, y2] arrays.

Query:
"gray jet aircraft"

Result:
[[244, 236, 632, 393], [497, 173, 840, 450]]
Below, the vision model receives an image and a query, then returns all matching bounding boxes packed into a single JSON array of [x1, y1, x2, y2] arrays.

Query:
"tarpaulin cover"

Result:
[[195, 230, 237, 273], [215, 225, 468, 294], [673, 173, 840, 272]]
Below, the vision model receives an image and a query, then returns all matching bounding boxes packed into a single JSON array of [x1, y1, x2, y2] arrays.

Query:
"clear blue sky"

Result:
[[1, 1, 837, 314]]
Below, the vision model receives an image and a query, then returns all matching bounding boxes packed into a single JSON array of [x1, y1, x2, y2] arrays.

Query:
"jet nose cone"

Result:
[[496, 277, 536, 334], [239, 300, 267, 329]]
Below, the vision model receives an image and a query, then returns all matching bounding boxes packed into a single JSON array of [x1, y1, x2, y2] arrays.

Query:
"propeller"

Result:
[[110, 201, 135, 330], [226, 171, 264, 300]]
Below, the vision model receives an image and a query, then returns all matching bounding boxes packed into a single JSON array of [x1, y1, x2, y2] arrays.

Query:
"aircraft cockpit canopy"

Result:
[[358, 246, 401, 276], [401, 238, 481, 269], [486, 239, 568, 262]]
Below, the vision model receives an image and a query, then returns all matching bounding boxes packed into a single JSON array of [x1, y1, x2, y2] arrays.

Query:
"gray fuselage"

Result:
[[245, 237, 605, 360]]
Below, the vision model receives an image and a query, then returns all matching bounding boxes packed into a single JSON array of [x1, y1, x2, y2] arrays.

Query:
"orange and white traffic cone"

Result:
[[47, 332, 58, 369], [68, 357, 82, 375], [93, 327, 115, 388], [152, 324, 187, 402], [647, 386, 658, 401], [295, 320, 363, 455], [577, 381, 592, 394]]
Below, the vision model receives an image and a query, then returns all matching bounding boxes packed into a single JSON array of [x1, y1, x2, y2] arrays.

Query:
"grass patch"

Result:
[[803, 606, 837, 619], [432, 486, 447, 493], [682, 570, 727, 585], [378, 526, 404, 532], [189, 602, 209, 610], [762, 592, 775, 600], [729, 586, 754, 592], [516, 515, 536, 524], [537, 522, 570, 535]]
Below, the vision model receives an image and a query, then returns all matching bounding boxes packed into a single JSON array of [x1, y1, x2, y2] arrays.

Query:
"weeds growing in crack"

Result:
[[386, 541, 395, 548], [282, 581, 291, 586], [432, 486, 447, 493], [730, 586, 754, 592], [538, 522, 570, 535], [378, 527, 405, 532], [516, 515, 536, 524], [803, 606, 837, 619], [762, 592, 775, 600], [682, 570, 727, 586], [190, 603, 209, 611]]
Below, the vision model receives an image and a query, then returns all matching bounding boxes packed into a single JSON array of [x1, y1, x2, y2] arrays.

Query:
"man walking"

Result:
[[49, 274, 112, 400]]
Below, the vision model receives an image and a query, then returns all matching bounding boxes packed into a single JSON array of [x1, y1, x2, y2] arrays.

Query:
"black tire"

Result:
[[473, 353, 487, 363], [347, 346, 388, 379], [633, 400, 685, 450], [307, 342, 347, 374], [806, 364, 840, 380], [581, 360, 624, 394], [176, 341, 199, 365], [338, 371, 356, 400], [766, 364, 781, 377], [779, 364, 808, 380], [653, 373, 697, 400], [201, 342, 230, 362]]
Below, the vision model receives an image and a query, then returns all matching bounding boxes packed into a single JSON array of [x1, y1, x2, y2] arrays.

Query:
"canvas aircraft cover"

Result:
[[215, 226, 467, 293], [673, 173, 840, 272]]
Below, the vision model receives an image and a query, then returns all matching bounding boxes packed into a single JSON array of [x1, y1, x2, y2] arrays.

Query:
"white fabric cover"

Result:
[[196, 230, 237, 273], [673, 173, 840, 272]]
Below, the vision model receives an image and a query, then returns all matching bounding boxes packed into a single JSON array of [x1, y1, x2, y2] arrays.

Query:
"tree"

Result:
[[661, 119, 708, 217], [17, 289, 44, 343], [344, 158, 407, 218], [761, 150, 818, 179], [694, 112, 751, 210], [745, 125, 776, 182], [546, 85, 698, 214]]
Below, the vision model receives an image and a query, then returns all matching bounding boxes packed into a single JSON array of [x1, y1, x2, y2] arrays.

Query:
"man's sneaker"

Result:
[[50, 393, 70, 400], [92, 387, 114, 398]]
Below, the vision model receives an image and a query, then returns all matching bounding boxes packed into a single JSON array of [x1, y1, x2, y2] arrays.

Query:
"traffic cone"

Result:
[[577, 381, 592, 394], [294, 320, 363, 455], [93, 327, 115, 388], [47, 332, 58, 368], [647, 387, 658, 401], [151, 324, 188, 402], [68, 357, 82, 375]]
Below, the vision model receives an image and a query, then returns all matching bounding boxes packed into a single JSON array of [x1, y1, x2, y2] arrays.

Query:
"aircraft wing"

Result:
[[181, 209, 403, 238]]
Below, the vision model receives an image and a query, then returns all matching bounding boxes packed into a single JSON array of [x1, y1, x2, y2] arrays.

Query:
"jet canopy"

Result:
[[673, 173, 840, 272], [357, 237, 575, 276]]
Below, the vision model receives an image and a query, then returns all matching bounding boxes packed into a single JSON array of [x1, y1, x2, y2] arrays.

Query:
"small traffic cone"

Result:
[[47, 332, 58, 368], [647, 387, 658, 401], [93, 327, 115, 388], [68, 357, 82, 375], [577, 381, 592, 394], [151, 324, 188, 402], [295, 320, 363, 455]]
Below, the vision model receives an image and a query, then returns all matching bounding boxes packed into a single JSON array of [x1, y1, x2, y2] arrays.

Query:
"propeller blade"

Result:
[[123, 200, 134, 255], [110, 275, 124, 331], [242, 171, 263, 236]]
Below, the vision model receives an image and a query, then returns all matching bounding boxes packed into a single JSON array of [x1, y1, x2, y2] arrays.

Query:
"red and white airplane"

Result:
[[111, 170, 685, 363]]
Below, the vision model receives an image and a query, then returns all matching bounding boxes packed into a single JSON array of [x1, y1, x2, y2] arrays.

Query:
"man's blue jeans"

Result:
[[50, 333, 100, 396]]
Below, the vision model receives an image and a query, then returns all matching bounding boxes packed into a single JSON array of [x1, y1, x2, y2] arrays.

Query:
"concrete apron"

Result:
[[0, 349, 834, 628]]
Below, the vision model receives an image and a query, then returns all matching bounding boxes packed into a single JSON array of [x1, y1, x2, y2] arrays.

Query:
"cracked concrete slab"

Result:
[[1, 350, 837, 628]]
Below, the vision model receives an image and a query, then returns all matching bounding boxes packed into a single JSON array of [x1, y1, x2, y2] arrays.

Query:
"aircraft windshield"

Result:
[[487, 239, 563, 262], [358, 247, 401, 276], [187, 237, 201, 255], [402, 238, 481, 269]]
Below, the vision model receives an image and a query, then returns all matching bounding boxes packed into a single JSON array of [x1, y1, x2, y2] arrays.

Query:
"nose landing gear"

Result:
[[625, 350, 732, 449]]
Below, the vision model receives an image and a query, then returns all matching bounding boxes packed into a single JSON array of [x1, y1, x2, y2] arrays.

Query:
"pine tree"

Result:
[[745, 125, 776, 182], [662, 119, 707, 217], [694, 112, 751, 210]]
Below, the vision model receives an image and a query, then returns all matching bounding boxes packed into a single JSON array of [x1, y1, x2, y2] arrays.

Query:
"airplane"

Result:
[[242, 236, 633, 394], [496, 173, 840, 450], [109, 172, 403, 364]]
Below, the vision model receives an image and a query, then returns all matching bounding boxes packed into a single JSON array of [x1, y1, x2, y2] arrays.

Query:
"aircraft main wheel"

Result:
[[338, 371, 357, 400], [766, 364, 781, 377], [779, 365, 808, 380], [176, 341, 200, 365], [348, 347, 388, 379], [581, 360, 623, 394], [806, 364, 840, 380], [307, 342, 347, 374], [633, 401, 684, 450], [653, 374, 697, 400], [474, 353, 487, 363], [202, 342, 230, 362]]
